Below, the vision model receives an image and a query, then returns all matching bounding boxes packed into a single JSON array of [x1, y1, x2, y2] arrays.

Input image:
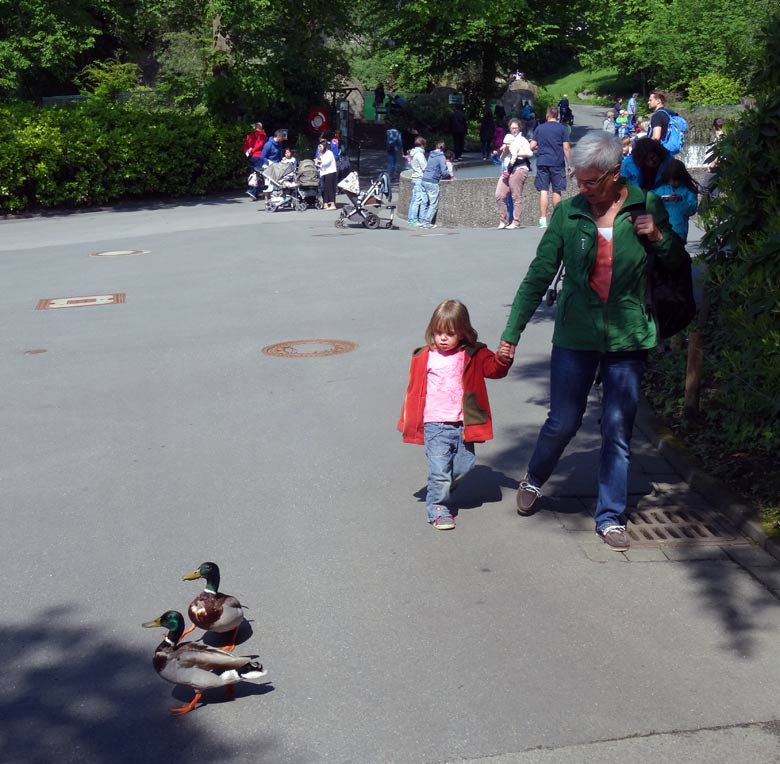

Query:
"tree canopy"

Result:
[[0, 0, 768, 117]]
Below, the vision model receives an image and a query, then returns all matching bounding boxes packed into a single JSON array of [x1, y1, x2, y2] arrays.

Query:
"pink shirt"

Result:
[[423, 349, 465, 423]]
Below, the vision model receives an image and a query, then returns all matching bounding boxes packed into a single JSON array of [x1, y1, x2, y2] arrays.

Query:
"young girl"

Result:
[[654, 159, 699, 242], [398, 300, 512, 529]]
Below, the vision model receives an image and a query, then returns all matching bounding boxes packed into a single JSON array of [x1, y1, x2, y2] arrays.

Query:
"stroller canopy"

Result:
[[297, 159, 319, 187]]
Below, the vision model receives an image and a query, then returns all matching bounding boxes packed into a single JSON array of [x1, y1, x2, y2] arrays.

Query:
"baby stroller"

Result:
[[334, 171, 395, 229], [297, 159, 323, 209], [260, 162, 308, 212]]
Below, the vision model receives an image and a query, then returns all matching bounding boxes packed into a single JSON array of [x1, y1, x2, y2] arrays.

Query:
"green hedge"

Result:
[[0, 100, 247, 213]]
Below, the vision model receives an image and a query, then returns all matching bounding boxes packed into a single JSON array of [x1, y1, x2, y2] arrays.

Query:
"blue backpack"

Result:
[[659, 108, 688, 155]]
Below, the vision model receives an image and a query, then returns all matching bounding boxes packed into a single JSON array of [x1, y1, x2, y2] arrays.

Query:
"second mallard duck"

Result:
[[182, 561, 245, 651]]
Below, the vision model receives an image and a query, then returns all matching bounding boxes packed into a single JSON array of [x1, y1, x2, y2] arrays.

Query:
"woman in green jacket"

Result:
[[497, 131, 687, 552]]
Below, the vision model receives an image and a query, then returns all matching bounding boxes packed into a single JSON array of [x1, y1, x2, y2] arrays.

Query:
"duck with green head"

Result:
[[181, 561, 245, 651], [142, 610, 267, 715]]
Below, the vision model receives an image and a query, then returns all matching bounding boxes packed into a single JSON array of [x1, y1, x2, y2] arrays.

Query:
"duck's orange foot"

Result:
[[169, 692, 202, 715], [222, 626, 240, 652]]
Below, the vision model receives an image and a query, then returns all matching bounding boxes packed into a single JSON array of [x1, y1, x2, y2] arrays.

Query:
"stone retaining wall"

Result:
[[397, 165, 576, 228], [396, 164, 710, 229]]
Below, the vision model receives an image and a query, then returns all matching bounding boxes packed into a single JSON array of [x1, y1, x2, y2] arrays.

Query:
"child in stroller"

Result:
[[334, 171, 395, 229]]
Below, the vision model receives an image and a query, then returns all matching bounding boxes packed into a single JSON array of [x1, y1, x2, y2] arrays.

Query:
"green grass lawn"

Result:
[[539, 66, 642, 105]]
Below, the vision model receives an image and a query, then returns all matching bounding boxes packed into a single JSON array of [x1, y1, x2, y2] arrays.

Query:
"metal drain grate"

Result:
[[36, 293, 126, 310], [627, 507, 739, 545]]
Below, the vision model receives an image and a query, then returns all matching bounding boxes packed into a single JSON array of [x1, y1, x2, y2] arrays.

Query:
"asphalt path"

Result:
[[3, 108, 780, 764]]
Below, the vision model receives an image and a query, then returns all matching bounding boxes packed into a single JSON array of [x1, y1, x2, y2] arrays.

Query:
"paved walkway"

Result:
[[2, 116, 780, 764]]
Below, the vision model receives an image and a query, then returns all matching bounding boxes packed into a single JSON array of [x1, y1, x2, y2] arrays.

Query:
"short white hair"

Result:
[[572, 132, 622, 173]]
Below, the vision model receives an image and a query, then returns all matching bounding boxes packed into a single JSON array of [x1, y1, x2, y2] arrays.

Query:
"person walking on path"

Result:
[[406, 136, 428, 227], [418, 141, 448, 229], [531, 106, 571, 227], [243, 122, 267, 199], [495, 118, 532, 230], [620, 137, 671, 192], [386, 125, 404, 179], [648, 90, 671, 143], [497, 132, 687, 552], [258, 129, 284, 205], [374, 83, 385, 120], [449, 104, 468, 161], [479, 110, 495, 160], [398, 300, 512, 530]]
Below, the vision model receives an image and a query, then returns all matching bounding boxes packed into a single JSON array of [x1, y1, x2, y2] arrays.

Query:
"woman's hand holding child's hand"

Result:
[[498, 340, 516, 363]]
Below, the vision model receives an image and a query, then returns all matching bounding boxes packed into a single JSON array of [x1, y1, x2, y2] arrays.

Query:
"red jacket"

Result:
[[243, 129, 267, 158], [397, 343, 511, 445]]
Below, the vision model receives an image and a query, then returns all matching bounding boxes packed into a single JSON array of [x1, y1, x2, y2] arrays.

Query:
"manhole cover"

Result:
[[261, 339, 358, 358], [90, 249, 148, 257], [36, 293, 126, 310], [627, 507, 740, 545]]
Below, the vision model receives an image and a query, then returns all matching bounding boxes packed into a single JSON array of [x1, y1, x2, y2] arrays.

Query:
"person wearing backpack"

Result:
[[648, 90, 688, 155]]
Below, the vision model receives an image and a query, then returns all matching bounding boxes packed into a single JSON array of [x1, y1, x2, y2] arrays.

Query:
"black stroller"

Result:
[[334, 171, 395, 229], [297, 159, 323, 209], [260, 162, 307, 212]]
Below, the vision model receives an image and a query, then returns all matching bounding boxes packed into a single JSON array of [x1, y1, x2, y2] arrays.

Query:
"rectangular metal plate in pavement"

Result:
[[36, 293, 126, 310], [627, 507, 741, 546]]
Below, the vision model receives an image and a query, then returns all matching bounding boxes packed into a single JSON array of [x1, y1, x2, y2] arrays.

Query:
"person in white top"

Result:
[[315, 139, 338, 209], [495, 118, 533, 230]]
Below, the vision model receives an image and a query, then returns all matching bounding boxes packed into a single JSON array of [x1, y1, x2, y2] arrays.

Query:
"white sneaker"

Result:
[[538, 217, 548, 228], [497, 222, 507, 230], [507, 223, 521, 230]]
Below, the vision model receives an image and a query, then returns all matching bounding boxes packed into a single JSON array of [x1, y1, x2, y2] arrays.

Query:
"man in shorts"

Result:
[[530, 106, 571, 227]]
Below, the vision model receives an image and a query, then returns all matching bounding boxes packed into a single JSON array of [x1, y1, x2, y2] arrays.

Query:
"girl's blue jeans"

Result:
[[419, 181, 440, 224], [407, 179, 424, 223], [525, 346, 646, 532], [423, 423, 476, 521]]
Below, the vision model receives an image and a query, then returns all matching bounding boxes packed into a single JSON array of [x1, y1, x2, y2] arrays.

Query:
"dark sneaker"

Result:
[[516, 476, 542, 515], [432, 514, 456, 530], [598, 525, 630, 551]]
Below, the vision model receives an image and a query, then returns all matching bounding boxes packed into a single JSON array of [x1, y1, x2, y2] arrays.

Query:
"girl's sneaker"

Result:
[[432, 514, 456, 530]]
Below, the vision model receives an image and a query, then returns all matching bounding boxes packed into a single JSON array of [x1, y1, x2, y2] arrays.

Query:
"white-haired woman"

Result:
[[496, 131, 687, 552]]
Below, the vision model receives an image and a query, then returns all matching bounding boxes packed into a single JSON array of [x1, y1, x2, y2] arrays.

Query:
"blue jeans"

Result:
[[424, 423, 476, 521], [386, 149, 399, 176], [407, 179, 424, 223], [525, 346, 646, 531], [419, 181, 440, 224]]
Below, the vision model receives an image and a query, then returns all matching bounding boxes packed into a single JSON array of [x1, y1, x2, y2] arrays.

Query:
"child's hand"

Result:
[[498, 340, 516, 362]]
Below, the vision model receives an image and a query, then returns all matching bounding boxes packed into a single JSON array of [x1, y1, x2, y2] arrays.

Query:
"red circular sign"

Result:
[[308, 108, 329, 134]]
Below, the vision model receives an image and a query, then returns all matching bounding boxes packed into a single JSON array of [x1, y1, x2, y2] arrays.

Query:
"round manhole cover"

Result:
[[261, 339, 358, 358], [90, 249, 148, 257]]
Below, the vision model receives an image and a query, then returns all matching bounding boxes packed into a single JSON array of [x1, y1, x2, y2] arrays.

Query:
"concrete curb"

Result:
[[636, 398, 780, 561]]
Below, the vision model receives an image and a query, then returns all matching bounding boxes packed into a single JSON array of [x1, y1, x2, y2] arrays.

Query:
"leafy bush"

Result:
[[696, 13, 780, 458], [0, 99, 246, 213], [687, 73, 745, 106]]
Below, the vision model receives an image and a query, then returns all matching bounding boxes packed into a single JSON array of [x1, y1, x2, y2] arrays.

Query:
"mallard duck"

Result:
[[181, 561, 245, 651], [142, 610, 267, 715]]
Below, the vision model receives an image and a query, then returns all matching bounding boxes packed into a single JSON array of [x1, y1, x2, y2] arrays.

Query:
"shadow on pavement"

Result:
[[1, 605, 281, 764]]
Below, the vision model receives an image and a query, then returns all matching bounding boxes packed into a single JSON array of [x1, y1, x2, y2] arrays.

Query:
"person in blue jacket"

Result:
[[620, 137, 671, 192], [654, 159, 699, 242], [259, 129, 285, 204], [419, 141, 448, 229]]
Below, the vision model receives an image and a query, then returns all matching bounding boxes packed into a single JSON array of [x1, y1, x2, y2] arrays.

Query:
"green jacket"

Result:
[[501, 183, 688, 352]]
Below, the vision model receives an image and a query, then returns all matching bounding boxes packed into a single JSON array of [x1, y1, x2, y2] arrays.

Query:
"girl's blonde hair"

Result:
[[425, 300, 478, 348]]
